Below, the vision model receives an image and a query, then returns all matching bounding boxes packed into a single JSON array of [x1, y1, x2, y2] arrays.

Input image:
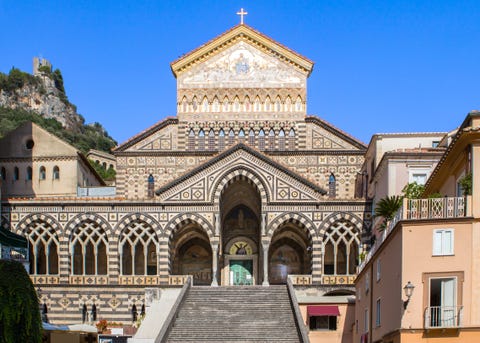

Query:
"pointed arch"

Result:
[[248, 128, 255, 145], [258, 128, 265, 151], [212, 97, 220, 112], [233, 96, 240, 112], [285, 96, 292, 112], [275, 96, 282, 112], [208, 128, 215, 150], [192, 96, 198, 112], [265, 96, 271, 111], [222, 96, 229, 112], [211, 167, 269, 205], [254, 96, 261, 112], [244, 96, 251, 112], [228, 128, 235, 146], [218, 128, 225, 150], [201, 96, 209, 112], [295, 96, 302, 112], [278, 128, 286, 150], [181, 96, 188, 112]]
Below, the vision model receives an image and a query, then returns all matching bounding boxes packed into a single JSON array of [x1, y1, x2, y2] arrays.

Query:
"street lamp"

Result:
[[403, 281, 415, 309]]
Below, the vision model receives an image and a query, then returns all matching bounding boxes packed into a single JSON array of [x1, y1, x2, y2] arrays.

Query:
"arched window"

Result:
[[71, 220, 108, 275], [181, 97, 188, 112], [192, 97, 198, 112], [288, 128, 296, 150], [147, 174, 155, 198], [218, 129, 225, 150], [132, 304, 138, 322], [39, 166, 46, 180], [285, 96, 292, 112], [268, 129, 275, 150], [278, 129, 285, 150], [248, 129, 255, 145], [223, 97, 229, 112], [244, 96, 250, 112], [187, 129, 195, 150], [202, 97, 209, 112], [26, 166, 32, 181], [25, 220, 59, 275], [295, 96, 302, 112], [208, 129, 215, 150], [120, 220, 159, 276], [329, 173, 336, 198], [275, 97, 282, 112], [254, 97, 261, 112], [82, 305, 88, 323], [323, 220, 359, 275], [265, 96, 271, 111], [234, 97, 240, 112], [212, 97, 219, 112], [258, 129, 265, 151], [14, 167, 19, 181], [228, 128, 235, 146], [53, 166, 60, 180], [198, 129, 205, 150], [238, 128, 245, 143], [1, 167, 6, 180]]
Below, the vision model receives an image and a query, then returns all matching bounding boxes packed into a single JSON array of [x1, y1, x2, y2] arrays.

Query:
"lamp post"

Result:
[[403, 281, 415, 309]]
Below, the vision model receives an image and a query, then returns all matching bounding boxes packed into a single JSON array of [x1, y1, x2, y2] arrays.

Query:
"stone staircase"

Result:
[[165, 285, 303, 343]]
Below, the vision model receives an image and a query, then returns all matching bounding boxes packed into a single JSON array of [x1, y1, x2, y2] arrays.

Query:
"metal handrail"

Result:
[[424, 305, 463, 329]]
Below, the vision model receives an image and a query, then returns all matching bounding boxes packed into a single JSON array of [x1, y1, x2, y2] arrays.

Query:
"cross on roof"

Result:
[[237, 8, 248, 24]]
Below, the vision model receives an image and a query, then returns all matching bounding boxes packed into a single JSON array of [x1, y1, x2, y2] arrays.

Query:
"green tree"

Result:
[[459, 173, 472, 195], [0, 260, 42, 343], [374, 195, 403, 231], [401, 182, 425, 199]]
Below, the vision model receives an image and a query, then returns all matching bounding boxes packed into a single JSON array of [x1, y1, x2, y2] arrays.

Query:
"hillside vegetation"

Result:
[[0, 106, 117, 154]]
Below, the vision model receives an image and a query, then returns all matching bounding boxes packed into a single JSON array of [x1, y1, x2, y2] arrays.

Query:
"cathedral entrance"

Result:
[[229, 260, 253, 285], [219, 178, 262, 285]]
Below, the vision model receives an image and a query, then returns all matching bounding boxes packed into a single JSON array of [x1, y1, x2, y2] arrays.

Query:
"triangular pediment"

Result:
[[177, 40, 306, 89], [113, 118, 179, 152], [306, 117, 367, 150], [155, 144, 327, 204], [171, 24, 314, 78]]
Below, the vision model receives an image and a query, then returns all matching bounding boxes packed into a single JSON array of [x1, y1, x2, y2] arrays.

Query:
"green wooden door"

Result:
[[230, 260, 253, 285]]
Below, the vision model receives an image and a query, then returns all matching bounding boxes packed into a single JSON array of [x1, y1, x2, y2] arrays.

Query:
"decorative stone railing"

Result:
[[118, 276, 161, 286], [322, 275, 356, 285], [69, 275, 109, 285], [168, 275, 191, 285], [289, 274, 313, 285], [30, 275, 60, 284], [359, 196, 471, 274]]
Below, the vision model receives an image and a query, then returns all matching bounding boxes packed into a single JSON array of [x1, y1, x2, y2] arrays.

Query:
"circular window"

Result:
[[25, 139, 35, 150]]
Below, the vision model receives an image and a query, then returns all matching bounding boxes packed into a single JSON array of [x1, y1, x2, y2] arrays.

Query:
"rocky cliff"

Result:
[[0, 66, 83, 130]]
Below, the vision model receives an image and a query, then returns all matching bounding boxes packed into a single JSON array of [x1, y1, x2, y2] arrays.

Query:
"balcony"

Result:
[[424, 306, 463, 329], [359, 196, 471, 273]]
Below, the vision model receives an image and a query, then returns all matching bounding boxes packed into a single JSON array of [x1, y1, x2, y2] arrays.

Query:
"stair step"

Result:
[[165, 286, 301, 343]]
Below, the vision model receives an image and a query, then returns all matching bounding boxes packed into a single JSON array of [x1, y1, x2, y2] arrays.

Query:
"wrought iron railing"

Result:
[[424, 306, 463, 329]]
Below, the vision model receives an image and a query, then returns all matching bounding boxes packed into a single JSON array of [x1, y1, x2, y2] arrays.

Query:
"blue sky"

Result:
[[1, 0, 479, 145]]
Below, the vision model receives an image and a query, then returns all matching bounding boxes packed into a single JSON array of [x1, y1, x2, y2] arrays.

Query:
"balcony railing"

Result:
[[424, 306, 463, 329], [358, 196, 471, 273]]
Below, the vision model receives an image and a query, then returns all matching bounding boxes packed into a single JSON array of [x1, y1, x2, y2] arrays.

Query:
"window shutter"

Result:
[[433, 230, 443, 255]]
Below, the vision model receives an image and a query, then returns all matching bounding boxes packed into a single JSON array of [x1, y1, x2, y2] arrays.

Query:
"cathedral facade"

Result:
[[2, 24, 371, 324]]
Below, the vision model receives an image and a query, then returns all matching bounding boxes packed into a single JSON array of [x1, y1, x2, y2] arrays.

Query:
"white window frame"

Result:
[[408, 166, 431, 185], [433, 229, 454, 256]]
